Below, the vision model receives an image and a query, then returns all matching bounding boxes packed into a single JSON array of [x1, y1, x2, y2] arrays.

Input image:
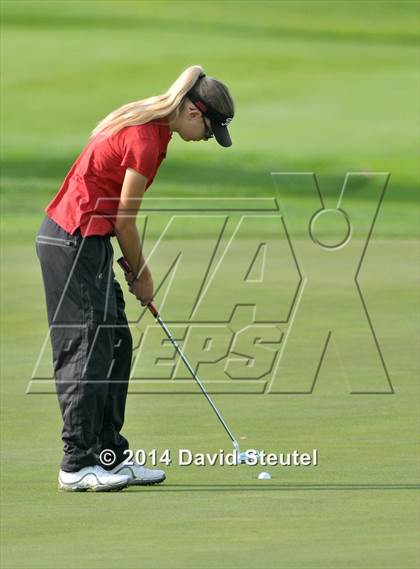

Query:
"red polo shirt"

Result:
[[45, 119, 172, 236]]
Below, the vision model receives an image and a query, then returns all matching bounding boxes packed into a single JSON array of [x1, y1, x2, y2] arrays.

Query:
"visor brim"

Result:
[[211, 123, 232, 147]]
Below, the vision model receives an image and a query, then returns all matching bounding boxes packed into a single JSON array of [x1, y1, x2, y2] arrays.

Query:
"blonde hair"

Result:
[[89, 65, 234, 141]]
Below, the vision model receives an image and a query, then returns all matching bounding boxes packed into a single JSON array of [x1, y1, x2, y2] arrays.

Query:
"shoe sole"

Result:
[[127, 474, 166, 486], [59, 480, 129, 492]]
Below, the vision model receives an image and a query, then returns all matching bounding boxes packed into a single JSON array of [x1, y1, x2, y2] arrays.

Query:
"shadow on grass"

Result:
[[1, 155, 416, 205], [129, 483, 420, 492]]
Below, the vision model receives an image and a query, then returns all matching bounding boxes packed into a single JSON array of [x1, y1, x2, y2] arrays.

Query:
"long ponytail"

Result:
[[89, 64, 205, 141]]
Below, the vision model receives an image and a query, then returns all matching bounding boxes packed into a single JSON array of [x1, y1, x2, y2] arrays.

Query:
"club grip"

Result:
[[117, 256, 131, 275], [117, 256, 159, 318]]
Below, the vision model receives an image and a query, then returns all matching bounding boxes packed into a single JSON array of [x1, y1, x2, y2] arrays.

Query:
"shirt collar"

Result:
[[152, 119, 173, 149]]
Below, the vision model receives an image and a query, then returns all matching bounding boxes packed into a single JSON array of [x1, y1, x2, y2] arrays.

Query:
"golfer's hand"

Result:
[[123, 269, 136, 286], [129, 265, 154, 306]]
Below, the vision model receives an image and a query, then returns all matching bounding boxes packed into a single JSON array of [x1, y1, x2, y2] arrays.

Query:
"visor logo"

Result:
[[221, 117, 232, 127]]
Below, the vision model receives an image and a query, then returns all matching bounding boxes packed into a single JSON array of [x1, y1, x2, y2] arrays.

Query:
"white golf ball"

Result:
[[258, 471, 272, 480]]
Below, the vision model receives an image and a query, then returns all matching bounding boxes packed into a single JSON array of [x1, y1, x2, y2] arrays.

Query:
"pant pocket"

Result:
[[96, 238, 114, 284], [78, 238, 117, 323], [35, 235, 78, 248]]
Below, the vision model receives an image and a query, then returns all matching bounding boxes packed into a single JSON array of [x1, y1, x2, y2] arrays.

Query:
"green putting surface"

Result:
[[1, 1, 418, 568]]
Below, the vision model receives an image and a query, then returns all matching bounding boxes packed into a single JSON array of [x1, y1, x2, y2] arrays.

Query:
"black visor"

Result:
[[186, 75, 233, 147], [211, 121, 232, 147]]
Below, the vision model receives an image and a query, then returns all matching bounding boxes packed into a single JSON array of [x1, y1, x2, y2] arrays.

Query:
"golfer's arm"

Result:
[[114, 168, 148, 277]]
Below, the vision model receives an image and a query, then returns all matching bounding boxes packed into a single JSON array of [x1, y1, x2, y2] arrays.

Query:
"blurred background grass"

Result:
[[1, 0, 419, 237]]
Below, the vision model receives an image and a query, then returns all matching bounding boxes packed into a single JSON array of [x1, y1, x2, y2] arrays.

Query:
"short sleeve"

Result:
[[119, 126, 159, 180]]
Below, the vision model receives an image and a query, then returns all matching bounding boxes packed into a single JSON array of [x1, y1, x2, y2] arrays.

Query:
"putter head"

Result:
[[236, 449, 261, 465]]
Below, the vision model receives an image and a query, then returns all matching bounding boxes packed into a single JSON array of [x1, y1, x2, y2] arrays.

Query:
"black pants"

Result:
[[36, 216, 132, 472]]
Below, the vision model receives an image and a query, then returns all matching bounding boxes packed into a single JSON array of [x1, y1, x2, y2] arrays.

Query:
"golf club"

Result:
[[117, 256, 252, 464]]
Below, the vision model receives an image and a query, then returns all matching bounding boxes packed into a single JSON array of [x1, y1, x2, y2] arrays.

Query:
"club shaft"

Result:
[[155, 314, 239, 447], [116, 256, 240, 452]]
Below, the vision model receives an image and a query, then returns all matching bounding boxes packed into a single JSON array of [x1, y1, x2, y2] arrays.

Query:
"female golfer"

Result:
[[36, 65, 235, 491]]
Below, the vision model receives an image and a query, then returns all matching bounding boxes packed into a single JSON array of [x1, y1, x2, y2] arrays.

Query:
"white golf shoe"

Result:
[[110, 461, 166, 486], [58, 465, 130, 492]]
